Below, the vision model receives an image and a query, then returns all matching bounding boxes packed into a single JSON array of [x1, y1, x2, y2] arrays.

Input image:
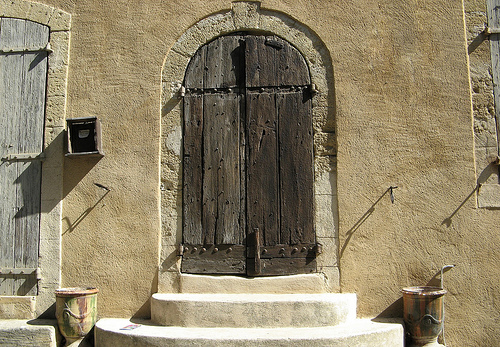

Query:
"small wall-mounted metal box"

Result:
[[66, 117, 103, 157]]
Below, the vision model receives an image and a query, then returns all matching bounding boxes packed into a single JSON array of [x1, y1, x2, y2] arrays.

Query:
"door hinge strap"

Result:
[[0, 43, 53, 54], [247, 243, 322, 258], [0, 268, 41, 279], [485, 27, 500, 35], [2, 152, 46, 162]]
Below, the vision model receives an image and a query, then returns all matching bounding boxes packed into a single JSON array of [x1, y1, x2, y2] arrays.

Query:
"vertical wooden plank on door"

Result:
[[488, 0, 500, 152], [185, 44, 205, 90], [205, 35, 243, 89], [183, 95, 204, 244], [183, 43, 206, 245], [202, 93, 242, 245], [245, 36, 278, 88], [0, 18, 48, 295], [277, 37, 310, 87], [216, 92, 242, 244], [246, 92, 279, 246], [278, 91, 314, 245]]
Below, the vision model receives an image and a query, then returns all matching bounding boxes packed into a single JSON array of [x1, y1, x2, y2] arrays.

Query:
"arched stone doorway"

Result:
[[160, 1, 337, 291]]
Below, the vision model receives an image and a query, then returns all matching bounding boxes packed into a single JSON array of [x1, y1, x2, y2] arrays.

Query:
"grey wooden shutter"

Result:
[[0, 18, 48, 295], [182, 34, 315, 276]]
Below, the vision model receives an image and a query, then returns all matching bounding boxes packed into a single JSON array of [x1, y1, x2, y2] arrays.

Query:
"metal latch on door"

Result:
[[1, 152, 46, 162]]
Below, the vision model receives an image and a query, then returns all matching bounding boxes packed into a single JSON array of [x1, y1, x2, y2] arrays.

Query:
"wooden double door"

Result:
[[182, 33, 318, 276]]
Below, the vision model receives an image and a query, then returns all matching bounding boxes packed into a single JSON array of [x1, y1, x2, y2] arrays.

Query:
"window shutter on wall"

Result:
[[0, 18, 48, 295], [182, 34, 316, 276]]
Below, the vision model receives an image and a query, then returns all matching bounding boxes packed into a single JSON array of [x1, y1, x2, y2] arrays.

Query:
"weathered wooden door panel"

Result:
[[277, 92, 314, 245], [181, 244, 246, 274], [204, 35, 245, 89], [182, 33, 315, 276], [183, 94, 204, 244], [0, 18, 48, 295], [245, 35, 310, 87], [245, 35, 278, 87], [246, 92, 279, 246], [202, 93, 243, 245]]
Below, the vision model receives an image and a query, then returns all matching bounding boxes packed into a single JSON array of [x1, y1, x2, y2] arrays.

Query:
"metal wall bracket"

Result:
[[0, 43, 53, 54]]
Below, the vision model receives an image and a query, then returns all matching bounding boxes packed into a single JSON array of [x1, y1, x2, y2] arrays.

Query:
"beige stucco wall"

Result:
[[16, 0, 499, 345]]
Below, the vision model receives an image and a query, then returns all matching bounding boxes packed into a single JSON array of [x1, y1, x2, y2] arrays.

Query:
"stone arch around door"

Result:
[[0, 1, 71, 318], [160, 2, 338, 291]]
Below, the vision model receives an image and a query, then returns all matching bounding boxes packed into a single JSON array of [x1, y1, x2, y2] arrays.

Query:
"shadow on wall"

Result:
[[1, 131, 67, 216], [63, 155, 102, 199], [61, 129, 105, 234], [468, 29, 489, 55], [339, 187, 392, 261], [62, 184, 109, 235], [441, 161, 499, 227]]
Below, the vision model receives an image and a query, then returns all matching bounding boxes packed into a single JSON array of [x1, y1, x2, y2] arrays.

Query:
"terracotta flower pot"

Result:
[[55, 287, 98, 346], [402, 286, 446, 347]]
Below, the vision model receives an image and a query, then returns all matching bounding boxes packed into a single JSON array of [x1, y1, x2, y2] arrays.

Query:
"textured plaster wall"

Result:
[[22, 0, 500, 345], [335, 1, 500, 346]]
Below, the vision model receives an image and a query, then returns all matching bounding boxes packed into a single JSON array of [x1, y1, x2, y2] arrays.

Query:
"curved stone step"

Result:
[[151, 293, 356, 328], [95, 318, 404, 347]]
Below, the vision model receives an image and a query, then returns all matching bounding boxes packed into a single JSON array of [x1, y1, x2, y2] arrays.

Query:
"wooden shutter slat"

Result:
[[278, 92, 314, 244], [17, 20, 47, 272], [0, 19, 23, 295], [246, 92, 280, 246]]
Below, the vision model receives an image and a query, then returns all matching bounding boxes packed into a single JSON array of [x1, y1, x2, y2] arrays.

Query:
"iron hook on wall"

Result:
[[389, 186, 398, 204]]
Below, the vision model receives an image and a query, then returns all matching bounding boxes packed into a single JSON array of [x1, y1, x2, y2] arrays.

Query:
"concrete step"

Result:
[[151, 293, 356, 328], [95, 318, 404, 347]]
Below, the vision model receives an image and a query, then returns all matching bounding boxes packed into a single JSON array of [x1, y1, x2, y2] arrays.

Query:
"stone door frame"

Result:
[[160, 1, 338, 292]]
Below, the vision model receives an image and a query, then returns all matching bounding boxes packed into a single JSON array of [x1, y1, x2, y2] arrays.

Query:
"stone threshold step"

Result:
[[152, 293, 356, 328], [0, 319, 60, 347], [95, 318, 404, 347]]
